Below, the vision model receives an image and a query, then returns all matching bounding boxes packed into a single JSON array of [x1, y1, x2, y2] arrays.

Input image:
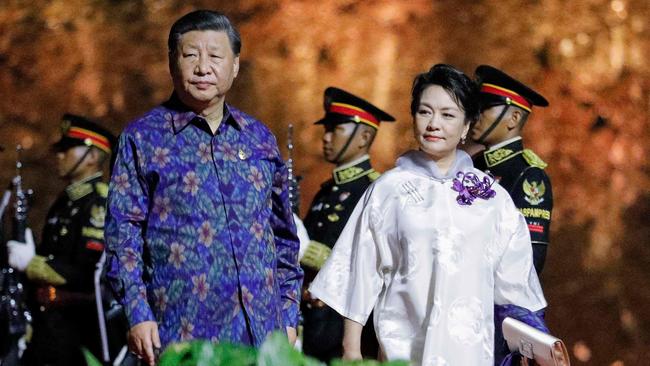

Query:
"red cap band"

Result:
[[67, 127, 111, 153], [481, 83, 532, 112], [329, 102, 380, 128]]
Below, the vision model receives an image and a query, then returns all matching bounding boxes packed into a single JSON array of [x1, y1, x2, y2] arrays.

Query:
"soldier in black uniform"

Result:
[[469, 66, 553, 366], [301, 87, 394, 363], [470, 65, 553, 275], [7, 114, 116, 365]]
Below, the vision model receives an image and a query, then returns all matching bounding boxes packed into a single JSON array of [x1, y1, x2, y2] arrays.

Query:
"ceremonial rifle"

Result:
[[0, 145, 32, 366]]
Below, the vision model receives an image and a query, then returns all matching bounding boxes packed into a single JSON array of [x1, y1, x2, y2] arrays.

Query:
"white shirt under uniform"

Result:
[[309, 150, 546, 366]]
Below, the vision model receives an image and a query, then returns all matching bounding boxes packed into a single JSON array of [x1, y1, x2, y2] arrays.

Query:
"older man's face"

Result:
[[171, 30, 239, 111]]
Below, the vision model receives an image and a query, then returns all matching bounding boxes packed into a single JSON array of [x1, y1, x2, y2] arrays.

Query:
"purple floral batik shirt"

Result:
[[105, 95, 303, 347]]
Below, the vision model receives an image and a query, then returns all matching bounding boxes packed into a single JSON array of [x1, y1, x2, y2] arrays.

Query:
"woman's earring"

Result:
[[461, 135, 467, 144]]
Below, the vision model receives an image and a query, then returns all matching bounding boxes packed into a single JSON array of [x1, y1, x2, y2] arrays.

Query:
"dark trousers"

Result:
[[22, 306, 100, 366]]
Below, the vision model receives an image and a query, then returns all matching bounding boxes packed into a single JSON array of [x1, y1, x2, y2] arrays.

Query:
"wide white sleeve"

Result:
[[308, 186, 387, 325], [494, 197, 547, 312]]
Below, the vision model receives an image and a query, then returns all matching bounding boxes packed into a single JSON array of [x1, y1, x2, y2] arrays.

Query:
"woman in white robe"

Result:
[[309, 64, 546, 366]]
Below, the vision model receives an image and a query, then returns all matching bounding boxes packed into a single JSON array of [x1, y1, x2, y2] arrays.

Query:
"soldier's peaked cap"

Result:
[[476, 65, 549, 113], [52, 114, 116, 154], [314, 87, 395, 129]]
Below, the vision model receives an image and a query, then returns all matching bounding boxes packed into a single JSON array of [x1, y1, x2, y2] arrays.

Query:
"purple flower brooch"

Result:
[[451, 172, 496, 206]]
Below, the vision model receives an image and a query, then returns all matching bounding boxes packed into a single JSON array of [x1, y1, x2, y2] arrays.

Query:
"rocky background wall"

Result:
[[1, 1, 648, 364]]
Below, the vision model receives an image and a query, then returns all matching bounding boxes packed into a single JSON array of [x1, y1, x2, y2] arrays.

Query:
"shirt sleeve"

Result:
[[517, 168, 553, 243], [511, 168, 553, 274], [104, 133, 155, 327], [308, 186, 386, 326], [270, 153, 304, 329], [494, 196, 547, 312]]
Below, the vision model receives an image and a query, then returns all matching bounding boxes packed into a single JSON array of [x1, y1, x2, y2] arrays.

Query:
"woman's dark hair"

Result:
[[410, 64, 479, 124], [168, 10, 241, 56]]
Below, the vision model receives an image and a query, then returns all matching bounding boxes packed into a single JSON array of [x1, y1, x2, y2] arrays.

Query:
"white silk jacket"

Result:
[[309, 149, 546, 366]]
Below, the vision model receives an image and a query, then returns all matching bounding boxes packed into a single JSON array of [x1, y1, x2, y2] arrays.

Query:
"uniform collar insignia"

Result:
[[333, 155, 374, 184], [66, 172, 103, 201], [483, 137, 524, 168]]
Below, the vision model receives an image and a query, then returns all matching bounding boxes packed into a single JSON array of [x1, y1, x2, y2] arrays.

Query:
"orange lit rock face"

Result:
[[1, 1, 649, 364]]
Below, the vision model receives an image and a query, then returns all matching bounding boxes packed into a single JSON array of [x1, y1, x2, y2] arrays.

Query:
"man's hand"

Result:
[[7, 228, 35, 271], [128, 321, 161, 366], [286, 326, 297, 345]]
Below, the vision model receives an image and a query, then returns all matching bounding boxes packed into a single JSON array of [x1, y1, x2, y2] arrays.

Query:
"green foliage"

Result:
[[159, 341, 257, 366], [85, 332, 408, 366], [257, 332, 321, 366], [82, 348, 103, 366], [332, 361, 409, 366]]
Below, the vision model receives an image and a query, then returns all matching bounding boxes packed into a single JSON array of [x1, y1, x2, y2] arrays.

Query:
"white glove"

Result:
[[7, 228, 36, 272], [292, 213, 310, 260]]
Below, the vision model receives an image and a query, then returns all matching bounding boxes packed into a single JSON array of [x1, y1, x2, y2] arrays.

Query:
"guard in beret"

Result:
[[7, 114, 121, 365], [469, 66, 553, 365], [301, 87, 394, 362]]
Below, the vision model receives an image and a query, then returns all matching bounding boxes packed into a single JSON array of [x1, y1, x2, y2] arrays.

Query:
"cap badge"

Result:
[[61, 120, 71, 134]]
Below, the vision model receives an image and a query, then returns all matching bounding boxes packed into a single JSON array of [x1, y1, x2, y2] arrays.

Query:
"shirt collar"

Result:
[[164, 93, 243, 134], [396, 149, 474, 181], [485, 136, 522, 152]]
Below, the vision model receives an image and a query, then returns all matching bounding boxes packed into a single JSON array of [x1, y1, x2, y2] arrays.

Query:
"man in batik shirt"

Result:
[[105, 10, 302, 365]]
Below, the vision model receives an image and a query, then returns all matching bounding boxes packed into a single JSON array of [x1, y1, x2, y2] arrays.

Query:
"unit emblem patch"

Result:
[[523, 179, 545, 205]]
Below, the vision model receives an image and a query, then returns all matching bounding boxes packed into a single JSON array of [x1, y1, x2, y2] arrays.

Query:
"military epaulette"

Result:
[[95, 182, 108, 198], [66, 183, 93, 201], [522, 149, 548, 169], [368, 170, 381, 181]]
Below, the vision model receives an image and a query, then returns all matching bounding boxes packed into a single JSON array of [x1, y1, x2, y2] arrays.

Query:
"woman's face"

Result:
[[413, 85, 469, 161]]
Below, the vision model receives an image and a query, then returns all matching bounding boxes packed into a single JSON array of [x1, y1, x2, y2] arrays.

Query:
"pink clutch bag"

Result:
[[502, 317, 571, 366]]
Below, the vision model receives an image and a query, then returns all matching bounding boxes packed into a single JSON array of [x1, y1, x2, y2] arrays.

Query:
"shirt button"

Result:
[[324, 204, 330, 209], [332, 186, 339, 192], [317, 222, 323, 228]]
